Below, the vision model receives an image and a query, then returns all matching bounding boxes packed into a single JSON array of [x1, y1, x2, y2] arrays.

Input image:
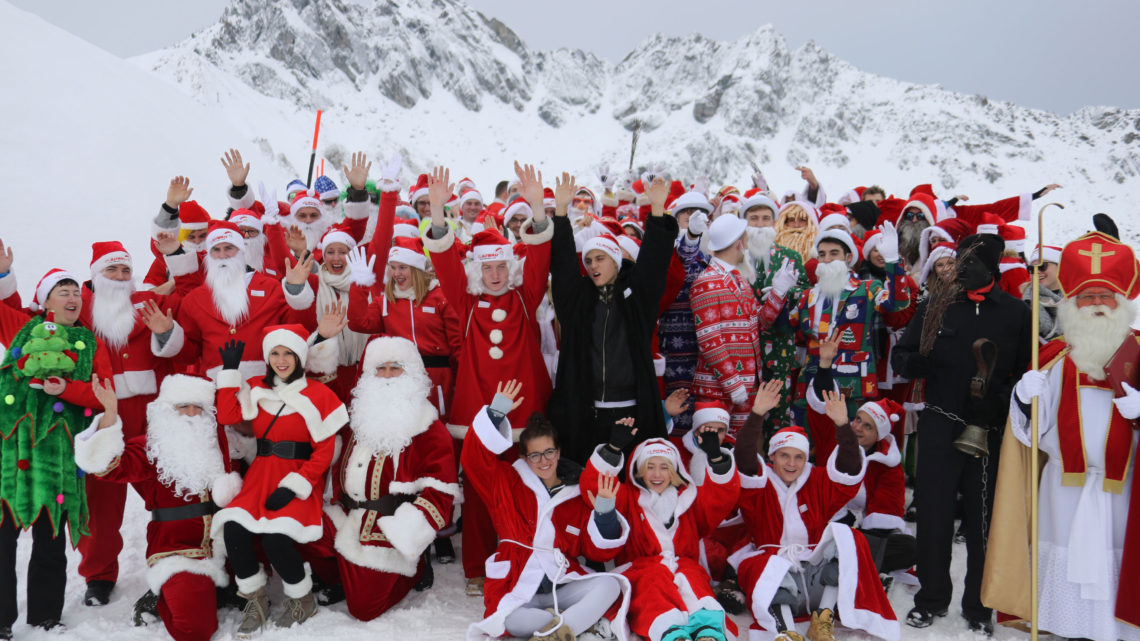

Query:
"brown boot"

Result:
[[275, 591, 317, 628], [527, 610, 574, 641], [235, 586, 269, 639], [806, 608, 836, 641]]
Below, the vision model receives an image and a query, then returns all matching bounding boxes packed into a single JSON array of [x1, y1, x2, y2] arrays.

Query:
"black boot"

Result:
[[133, 590, 159, 626], [414, 549, 434, 591], [215, 583, 247, 611], [84, 580, 115, 606], [434, 538, 455, 564], [714, 577, 746, 615]]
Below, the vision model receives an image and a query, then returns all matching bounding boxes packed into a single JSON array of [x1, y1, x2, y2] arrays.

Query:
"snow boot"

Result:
[[434, 537, 456, 564], [806, 608, 836, 641], [235, 586, 269, 639], [275, 591, 317, 628], [527, 609, 574, 641], [84, 580, 114, 606], [714, 577, 746, 615], [414, 549, 434, 591], [465, 576, 484, 597], [132, 590, 159, 626], [905, 606, 947, 628]]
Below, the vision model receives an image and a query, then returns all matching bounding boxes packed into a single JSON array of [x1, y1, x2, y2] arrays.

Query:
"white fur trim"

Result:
[[278, 471, 314, 500], [0, 272, 15, 301], [74, 417, 125, 474], [149, 553, 229, 595], [333, 509, 419, 577], [164, 251, 199, 278], [862, 512, 909, 534], [422, 226, 456, 254], [519, 218, 554, 245], [215, 368, 243, 390], [211, 471, 243, 508], [589, 445, 624, 475], [263, 324, 311, 368], [249, 380, 346, 443], [738, 460, 770, 489], [227, 188, 256, 211], [305, 334, 339, 375], [692, 406, 730, 429], [471, 408, 512, 455], [281, 278, 315, 311], [742, 551, 796, 634], [649, 609, 688, 641], [704, 453, 737, 485], [825, 446, 867, 486], [234, 568, 268, 595], [112, 369, 158, 400], [387, 477, 461, 499], [282, 572, 313, 599], [586, 509, 630, 550], [1017, 192, 1032, 221], [319, 230, 356, 252], [805, 375, 838, 414], [151, 321, 185, 359], [211, 507, 323, 543], [155, 373, 215, 408], [388, 246, 427, 271], [827, 523, 901, 640], [379, 501, 438, 559], [350, 267, 376, 288], [343, 199, 372, 221]]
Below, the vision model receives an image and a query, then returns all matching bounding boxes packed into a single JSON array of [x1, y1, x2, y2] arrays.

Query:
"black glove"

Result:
[[219, 339, 245, 370], [607, 419, 637, 452], [264, 487, 296, 511], [697, 428, 723, 461]]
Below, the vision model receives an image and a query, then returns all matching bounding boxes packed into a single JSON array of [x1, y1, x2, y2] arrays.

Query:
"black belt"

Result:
[[256, 439, 313, 460], [151, 500, 218, 522], [339, 493, 414, 517], [420, 354, 450, 369]]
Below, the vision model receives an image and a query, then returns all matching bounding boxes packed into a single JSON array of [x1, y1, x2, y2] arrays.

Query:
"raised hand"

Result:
[[664, 388, 690, 417], [218, 339, 245, 370], [258, 182, 280, 220], [221, 148, 250, 187], [751, 378, 784, 416], [696, 424, 723, 460], [346, 246, 376, 287], [284, 226, 307, 257], [771, 257, 798, 297], [646, 176, 669, 217], [818, 329, 841, 368], [90, 373, 118, 416], [379, 154, 403, 183], [0, 238, 13, 274], [343, 151, 371, 190], [608, 417, 638, 452], [427, 166, 454, 226], [553, 172, 577, 217], [597, 164, 615, 190], [513, 161, 544, 205], [165, 176, 193, 209], [140, 300, 175, 334], [317, 301, 348, 339], [586, 472, 619, 510], [285, 254, 314, 285], [796, 165, 818, 189], [494, 379, 525, 412], [822, 389, 849, 427], [1039, 183, 1062, 197], [154, 231, 181, 256]]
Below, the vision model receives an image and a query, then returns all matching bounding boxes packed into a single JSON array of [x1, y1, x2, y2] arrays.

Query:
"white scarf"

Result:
[[317, 266, 369, 366]]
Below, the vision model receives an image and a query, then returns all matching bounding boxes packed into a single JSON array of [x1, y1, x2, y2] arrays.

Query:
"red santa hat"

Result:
[[581, 234, 623, 269], [975, 213, 1004, 237], [814, 228, 859, 267], [456, 176, 477, 193], [289, 190, 323, 216], [468, 229, 514, 263], [768, 426, 810, 456], [718, 193, 741, 218], [318, 223, 357, 252], [920, 242, 957, 286], [155, 373, 216, 410], [630, 438, 686, 482], [262, 324, 311, 368], [908, 184, 947, 219], [504, 197, 532, 222], [477, 208, 505, 231], [229, 208, 263, 232], [392, 218, 421, 239], [861, 228, 883, 260], [409, 174, 430, 205], [360, 335, 429, 382], [178, 201, 211, 230], [617, 235, 641, 261], [542, 187, 556, 210], [1030, 244, 1062, 265], [32, 268, 79, 311], [857, 398, 903, 441], [90, 241, 131, 276], [388, 236, 428, 271], [1000, 223, 1027, 254], [1057, 231, 1140, 299], [457, 189, 483, 207], [741, 188, 779, 216], [692, 401, 730, 429], [901, 192, 938, 226], [817, 204, 851, 233], [875, 197, 906, 225], [205, 220, 245, 252]]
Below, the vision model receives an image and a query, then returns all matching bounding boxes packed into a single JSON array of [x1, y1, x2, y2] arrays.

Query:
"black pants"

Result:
[[0, 505, 67, 627], [223, 522, 306, 587], [858, 528, 918, 574], [913, 415, 1001, 620]]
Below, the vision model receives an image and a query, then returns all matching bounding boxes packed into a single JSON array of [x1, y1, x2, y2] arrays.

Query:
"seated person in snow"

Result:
[[75, 374, 243, 641], [463, 380, 630, 641], [730, 383, 899, 641], [583, 412, 741, 641]]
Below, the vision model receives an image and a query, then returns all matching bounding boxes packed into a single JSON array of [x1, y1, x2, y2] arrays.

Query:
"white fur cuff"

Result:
[[350, 270, 376, 288], [278, 472, 314, 500], [74, 417, 125, 474], [165, 251, 199, 278], [422, 226, 456, 254], [305, 334, 339, 375], [211, 471, 243, 508], [215, 368, 243, 390], [282, 279, 316, 311], [519, 218, 554, 245], [0, 272, 16, 301], [282, 571, 313, 599], [471, 408, 512, 455], [343, 199, 372, 221], [151, 322, 185, 359], [378, 502, 437, 559], [826, 447, 867, 486], [235, 568, 268, 596]]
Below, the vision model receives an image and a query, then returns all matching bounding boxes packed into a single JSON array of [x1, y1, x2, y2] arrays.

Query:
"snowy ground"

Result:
[[5, 488, 1037, 641]]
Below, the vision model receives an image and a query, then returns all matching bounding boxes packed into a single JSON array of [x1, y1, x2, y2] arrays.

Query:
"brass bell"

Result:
[[953, 424, 990, 458]]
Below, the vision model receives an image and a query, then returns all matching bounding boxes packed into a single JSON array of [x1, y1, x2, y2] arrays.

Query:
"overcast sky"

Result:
[[11, 0, 1137, 115]]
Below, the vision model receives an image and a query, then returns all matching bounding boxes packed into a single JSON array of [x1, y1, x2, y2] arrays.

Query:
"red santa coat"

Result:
[[347, 284, 463, 421], [998, 256, 1030, 298], [582, 439, 740, 641], [212, 372, 345, 542], [73, 415, 235, 595], [324, 415, 460, 577], [152, 271, 314, 380], [80, 287, 177, 403], [836, 436, 907, 534], [424, 222, 553, 434], [730, 451, 899, 641], [948, 193, 1033, 226], [462, 408, 632, 641]]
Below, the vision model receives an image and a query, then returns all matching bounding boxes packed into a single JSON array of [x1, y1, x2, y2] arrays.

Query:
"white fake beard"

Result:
[[349, 373, 433, 455], [90, 274, 136, 350], [205, 255, 249, 325], [295, 217, 332, 251], [1057, 296, 1137, 379], [815, 259, 850, 300], [182, 240, 203, 254], [244, 234, 267, 271], [145, 403, 224, 498], [747, 226, 776, 270]]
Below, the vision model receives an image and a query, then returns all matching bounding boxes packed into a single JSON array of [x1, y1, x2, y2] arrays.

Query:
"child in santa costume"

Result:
[[211, 325, 347, 637], [463, 379, 631, 641], [582, 420, 741, 641], [75, 374, 243, 641], [730, 385, 899, 641]]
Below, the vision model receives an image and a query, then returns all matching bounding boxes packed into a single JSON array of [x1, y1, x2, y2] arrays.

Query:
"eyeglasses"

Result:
[[524, 448, 558, 463], [1076, 292, 1116, 304], [241, 229, 260, 239], [572, 197, 594, 207]]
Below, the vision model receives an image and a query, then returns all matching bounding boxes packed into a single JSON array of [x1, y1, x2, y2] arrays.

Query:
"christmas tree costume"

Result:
[[751, 243, 810, 436], [0, 314, 93, 545]]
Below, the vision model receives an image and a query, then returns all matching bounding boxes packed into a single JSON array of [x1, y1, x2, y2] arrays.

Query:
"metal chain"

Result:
[[924, 403, 968, 427], [980, 454, 990, 557]]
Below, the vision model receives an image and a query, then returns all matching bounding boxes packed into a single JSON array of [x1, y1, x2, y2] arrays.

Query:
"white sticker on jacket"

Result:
[[251, 290, 265, 297]]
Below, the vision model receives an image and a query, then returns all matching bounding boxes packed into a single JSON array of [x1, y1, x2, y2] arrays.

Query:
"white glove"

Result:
[[378, 153, 403, 192], [688, 211, 709, 236], [771, 257, 798, 297], [730, 387, 748, 407], [877, 220, 900, 264], [1014, 370, 1048, 404], [347, 246, 377, 287], [597, 163, 616, 190], [752, 170, 769, 192], [1113, 382, 1140, 420], [257, 181, 280, 222], [693, 175, 710, 197]]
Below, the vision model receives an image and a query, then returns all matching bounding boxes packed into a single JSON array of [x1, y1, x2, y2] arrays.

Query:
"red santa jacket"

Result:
[[998, 255, 1030, 299], [73, 414, 239, 594], [347, 284, 462, 364], [949, 192, 1033, 226], [424, 221, 553, 433], [463, 408, 631, 640], [151, 271, 314, 380], [80, 286, 178, 401], [325, 412, 459, 577], [836, 436, 907, 533]]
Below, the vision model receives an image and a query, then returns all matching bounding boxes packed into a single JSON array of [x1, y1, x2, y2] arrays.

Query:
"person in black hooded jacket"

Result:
[[546, 172, 677, 464]]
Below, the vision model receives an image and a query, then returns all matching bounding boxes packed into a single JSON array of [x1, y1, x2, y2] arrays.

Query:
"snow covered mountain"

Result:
[[132, 0, 1140, 240]]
